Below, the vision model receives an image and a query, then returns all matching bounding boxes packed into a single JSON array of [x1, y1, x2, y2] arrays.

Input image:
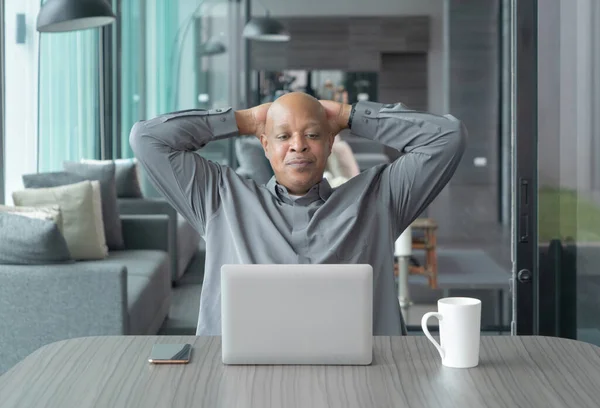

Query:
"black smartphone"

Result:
[[148, 343, 192, 364]]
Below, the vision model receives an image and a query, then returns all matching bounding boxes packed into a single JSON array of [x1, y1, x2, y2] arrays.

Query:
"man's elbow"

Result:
[[445, 117, 468, 158], [128, 121, 147, 156]]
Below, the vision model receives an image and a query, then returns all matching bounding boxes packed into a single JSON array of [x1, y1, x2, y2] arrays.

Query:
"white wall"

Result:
[[252, 0, 447, 114], [3, 0, 40, 204]]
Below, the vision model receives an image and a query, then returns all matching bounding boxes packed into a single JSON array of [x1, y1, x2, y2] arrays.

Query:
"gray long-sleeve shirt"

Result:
[[130, 101, 467, 336]]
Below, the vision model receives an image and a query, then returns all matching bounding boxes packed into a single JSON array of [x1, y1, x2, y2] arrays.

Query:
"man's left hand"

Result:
[[319, 100, 352, 136]]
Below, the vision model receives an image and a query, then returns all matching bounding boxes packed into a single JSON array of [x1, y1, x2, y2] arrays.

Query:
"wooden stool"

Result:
[[394, 218, 438, 289]]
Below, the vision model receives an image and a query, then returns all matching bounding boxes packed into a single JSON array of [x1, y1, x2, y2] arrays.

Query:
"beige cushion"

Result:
[[0, 204, 64, 234], [12, 181, 108, 260]]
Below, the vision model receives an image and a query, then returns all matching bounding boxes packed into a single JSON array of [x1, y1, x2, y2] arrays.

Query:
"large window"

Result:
[[119, 0, 143, 159], [118, 0, 245, 195], [37, 29, 101, 171], [533, 0, 600, 344], [2, 1, 103, 202]]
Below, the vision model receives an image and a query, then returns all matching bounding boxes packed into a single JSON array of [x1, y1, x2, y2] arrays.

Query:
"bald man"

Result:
[[130, 93, 467, 336]]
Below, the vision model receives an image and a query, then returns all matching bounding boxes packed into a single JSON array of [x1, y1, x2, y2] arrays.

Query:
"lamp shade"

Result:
[[242, 17, 290, 42], [199, 38, 227, 56], [37, 0, 116, 32]]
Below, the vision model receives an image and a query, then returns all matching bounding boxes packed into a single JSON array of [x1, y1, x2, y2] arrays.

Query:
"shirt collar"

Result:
[[266, 176, 332, 203]]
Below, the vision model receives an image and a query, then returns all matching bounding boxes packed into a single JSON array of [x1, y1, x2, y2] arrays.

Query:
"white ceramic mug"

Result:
[[421, 297, 482, 368]]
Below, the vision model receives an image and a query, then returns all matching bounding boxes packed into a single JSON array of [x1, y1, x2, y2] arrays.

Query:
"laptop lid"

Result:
[[221, 264, 373, 365]]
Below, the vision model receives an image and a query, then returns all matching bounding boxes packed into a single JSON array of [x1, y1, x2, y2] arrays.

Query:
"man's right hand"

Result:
[[235, 103, 272, 137]]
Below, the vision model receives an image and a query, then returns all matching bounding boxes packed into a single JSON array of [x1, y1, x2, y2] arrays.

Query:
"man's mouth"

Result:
[[286, 159, 314, 166]]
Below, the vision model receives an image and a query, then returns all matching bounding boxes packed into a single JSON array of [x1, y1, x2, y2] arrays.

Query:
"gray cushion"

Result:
[[63, 161, 124, 250], [82, 159, 143, 198], [115, 159, 143, 198], [0, 213, 71, 264], [22, 171, 86, 189]]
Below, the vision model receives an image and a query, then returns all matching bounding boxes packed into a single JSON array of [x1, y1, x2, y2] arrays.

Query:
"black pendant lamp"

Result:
[[37, 0, 116, 33], [243, 12, 289, 42]]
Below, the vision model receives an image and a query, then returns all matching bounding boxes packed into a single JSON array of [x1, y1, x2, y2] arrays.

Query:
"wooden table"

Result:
[[1, 336, 600, 408]]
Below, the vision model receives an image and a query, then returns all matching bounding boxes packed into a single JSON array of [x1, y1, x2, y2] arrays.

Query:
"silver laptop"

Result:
[[221, 264, 373, 365]]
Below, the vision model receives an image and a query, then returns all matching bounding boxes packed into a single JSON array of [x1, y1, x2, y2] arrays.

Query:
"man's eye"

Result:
[[307, 134, 319, 139], [277, 134, 289, 140]]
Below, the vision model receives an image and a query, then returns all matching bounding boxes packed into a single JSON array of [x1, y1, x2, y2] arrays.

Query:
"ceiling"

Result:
[[251, 0, 442, 17]]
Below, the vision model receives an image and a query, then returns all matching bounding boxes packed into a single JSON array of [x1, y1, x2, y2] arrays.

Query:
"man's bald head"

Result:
[[265, 92, 328, 136], [259, 92, 335, 195]]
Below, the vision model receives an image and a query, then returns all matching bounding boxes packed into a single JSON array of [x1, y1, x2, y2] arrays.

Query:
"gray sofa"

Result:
[[340, 130, 390, 171], [0, 214, 172, 375], [118, 198, 201, 283]]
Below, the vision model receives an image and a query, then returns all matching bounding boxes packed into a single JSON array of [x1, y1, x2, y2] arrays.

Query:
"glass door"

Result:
[[515, 0, 600, 345]]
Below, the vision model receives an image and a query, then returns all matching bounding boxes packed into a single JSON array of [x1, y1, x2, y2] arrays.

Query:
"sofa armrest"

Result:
[[121, 214, 170, 252], [0, 263, 127, 374], [118, 198, 177, 219]]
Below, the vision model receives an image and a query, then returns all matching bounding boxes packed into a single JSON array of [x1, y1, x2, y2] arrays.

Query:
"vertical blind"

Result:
[[120, 0, 142, 159], [120, 0, 178, 159], [37, 29, 100, 171]]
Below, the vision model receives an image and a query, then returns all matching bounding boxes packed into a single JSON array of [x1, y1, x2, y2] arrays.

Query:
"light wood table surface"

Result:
[[1, 335, 599, 408]]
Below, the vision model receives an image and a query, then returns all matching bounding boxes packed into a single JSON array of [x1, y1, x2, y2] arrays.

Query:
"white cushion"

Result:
[[12, 180, 108, 260], [0, 204, 64, 234]]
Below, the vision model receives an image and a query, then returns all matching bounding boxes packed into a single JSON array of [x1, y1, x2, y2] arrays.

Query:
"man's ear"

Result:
[[328, 133, 336, 153], [260, 134, 270, 158]]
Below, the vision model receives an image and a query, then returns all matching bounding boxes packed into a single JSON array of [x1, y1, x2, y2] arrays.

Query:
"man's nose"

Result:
[[289, 134, 308, 152]]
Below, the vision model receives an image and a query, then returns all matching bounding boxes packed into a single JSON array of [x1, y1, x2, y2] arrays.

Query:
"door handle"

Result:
[[519, 178, 529, 243]]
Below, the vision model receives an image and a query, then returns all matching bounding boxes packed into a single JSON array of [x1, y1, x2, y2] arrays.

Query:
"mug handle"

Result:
[[421, 312, 445, 360]]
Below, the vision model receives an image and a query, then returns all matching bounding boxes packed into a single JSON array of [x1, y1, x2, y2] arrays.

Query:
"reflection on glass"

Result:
[[537, 0, 600, 345], [252, 70, 378, 105]]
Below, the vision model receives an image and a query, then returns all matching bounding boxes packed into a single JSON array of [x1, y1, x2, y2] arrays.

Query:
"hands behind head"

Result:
[[319, 100, 351, 137], [242, 99, 350, 139], [250, 103, 272, 138]]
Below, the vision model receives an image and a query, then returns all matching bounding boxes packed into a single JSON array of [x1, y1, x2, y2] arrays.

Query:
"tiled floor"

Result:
[[427, 183, 511, 268]]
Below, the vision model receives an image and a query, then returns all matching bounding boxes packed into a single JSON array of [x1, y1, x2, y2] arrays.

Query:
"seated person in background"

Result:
[[130, 92, 467, 336], [324, 134, 361, 187], [319, 79, 336, 100]]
